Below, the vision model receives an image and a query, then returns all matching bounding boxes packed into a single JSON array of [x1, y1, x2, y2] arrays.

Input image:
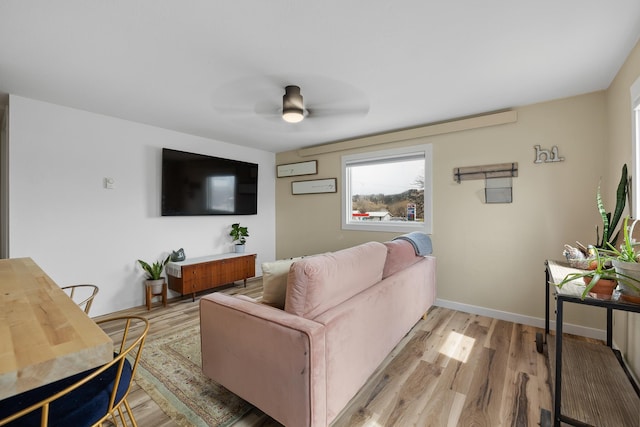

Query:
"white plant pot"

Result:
[[612, 260, 640, 296], [145, 278, 165, 294], [234, 244, 245, 253]]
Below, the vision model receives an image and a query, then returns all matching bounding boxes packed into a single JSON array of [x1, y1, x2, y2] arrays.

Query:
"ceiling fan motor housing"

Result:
[[282, 85, 304, 122]]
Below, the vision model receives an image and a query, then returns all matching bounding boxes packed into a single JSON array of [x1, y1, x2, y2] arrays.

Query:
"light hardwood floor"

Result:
[[96, 279, 571, 427]]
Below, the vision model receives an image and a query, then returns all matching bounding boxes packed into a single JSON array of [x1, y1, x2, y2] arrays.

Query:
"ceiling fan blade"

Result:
[[307, 105, 370, 118], [254, 100, 281, 116]]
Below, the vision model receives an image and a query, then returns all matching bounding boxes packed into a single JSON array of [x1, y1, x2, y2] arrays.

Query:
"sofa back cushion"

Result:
[[284, 242, 387, 319], [382, 240, 423, 279], [261, 258, 303, 309]]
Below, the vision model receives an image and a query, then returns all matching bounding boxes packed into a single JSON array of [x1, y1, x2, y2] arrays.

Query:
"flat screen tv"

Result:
[[161, 148, 258, 216]]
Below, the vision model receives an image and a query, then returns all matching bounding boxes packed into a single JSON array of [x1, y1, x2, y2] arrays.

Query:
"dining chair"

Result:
[[0, 316, 149, 427], [61, 284, 99, 315]]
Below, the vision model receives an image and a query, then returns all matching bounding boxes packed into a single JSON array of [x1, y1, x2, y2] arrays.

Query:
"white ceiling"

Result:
[[1, 1, 640, 153]]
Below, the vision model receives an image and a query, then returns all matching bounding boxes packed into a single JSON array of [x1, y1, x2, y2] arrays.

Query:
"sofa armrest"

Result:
[[200, 293, 326, 427]]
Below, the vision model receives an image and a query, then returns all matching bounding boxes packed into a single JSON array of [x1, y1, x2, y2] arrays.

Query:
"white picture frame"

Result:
[[291, 178, 337, 195], [277, 160, 318, 177]]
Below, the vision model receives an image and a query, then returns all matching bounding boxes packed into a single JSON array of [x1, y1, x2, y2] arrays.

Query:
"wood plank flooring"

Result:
[[95, 279, 570, 427]]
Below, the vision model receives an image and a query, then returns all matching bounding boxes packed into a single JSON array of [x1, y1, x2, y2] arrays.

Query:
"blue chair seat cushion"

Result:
[[0, 355, 132, 427]]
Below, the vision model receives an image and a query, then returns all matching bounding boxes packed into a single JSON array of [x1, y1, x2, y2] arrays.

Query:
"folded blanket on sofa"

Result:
[[393, 232, 432, 256]]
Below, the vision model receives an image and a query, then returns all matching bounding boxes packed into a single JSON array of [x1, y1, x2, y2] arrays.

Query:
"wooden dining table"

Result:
[[0, 257, 113, 400]]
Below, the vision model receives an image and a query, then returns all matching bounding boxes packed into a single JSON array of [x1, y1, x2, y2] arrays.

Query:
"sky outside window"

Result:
[[350, 159, 424, 196]]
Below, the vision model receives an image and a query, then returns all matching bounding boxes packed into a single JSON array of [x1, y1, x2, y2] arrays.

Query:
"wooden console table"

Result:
[[167, 253, 256, 300], [0, 258, 112, 400], [543, 260, 640, 426]]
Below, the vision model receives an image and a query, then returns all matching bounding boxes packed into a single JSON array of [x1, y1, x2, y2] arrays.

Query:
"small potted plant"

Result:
[[137, 255, 170, 291], [603, 216, 640, 302], [557, 249, 619, 299], [229, 223, 249, 253]]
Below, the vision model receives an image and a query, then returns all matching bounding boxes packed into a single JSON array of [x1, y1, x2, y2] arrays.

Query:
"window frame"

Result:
[[632, 75, 640, 217], [341, 144, 433, 233]]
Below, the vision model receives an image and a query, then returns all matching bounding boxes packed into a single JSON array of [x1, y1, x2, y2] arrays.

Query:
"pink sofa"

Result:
[[200, 240, 436, 427]]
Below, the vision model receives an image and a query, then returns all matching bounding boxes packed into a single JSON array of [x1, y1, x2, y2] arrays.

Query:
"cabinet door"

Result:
[[240, 255, 256, 278], [216, 259, 236, 285], [214, 256, 255, 285], [185, 264, 213, 293]]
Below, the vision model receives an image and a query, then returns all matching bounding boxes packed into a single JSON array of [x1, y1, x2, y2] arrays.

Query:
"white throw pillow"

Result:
[[261, 258, 302, 309]]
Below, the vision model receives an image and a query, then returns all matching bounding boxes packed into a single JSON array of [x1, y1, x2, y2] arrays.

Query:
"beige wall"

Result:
[[275, 91, 611, 330], [606, 39, 640, 376]]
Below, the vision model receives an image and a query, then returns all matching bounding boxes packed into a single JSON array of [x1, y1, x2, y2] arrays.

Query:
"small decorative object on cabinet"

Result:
[[229, 223, 249, 253], [137, 255, 170, 310], [170, 247, 186, 262]]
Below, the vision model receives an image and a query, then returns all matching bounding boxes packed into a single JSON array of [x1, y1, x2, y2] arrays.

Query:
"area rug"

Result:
[[136, 320, 253, 427]]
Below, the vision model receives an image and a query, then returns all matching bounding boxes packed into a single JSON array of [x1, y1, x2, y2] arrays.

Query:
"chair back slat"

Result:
[[61, 284, 99, 315]]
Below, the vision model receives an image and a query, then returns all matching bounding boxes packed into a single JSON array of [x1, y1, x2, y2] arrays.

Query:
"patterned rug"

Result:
[[136, 320, 253, 426]]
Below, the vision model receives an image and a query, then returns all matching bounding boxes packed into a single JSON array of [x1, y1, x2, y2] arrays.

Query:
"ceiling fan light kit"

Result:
[[282, 85, 305, 123]]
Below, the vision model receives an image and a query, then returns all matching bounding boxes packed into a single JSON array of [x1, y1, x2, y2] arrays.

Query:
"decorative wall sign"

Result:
[[291, 178, 337, 195], [534, 145, 564, 163], [277, 160, 318, 177]]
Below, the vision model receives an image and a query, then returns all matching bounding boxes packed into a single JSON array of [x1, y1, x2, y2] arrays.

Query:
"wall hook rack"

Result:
[[453, 162, 518, 183]]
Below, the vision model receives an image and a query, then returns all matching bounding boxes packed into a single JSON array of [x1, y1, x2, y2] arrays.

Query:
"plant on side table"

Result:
[[595, 164, 628, 250], [564, 216, 640, 303], [137, 255, 170, 291], [562, 164, 628, 267], [557, 250, 619, 300], [603, 216, 640, 303], [229, 223, 249, 253], [559, 165, 633, 300]]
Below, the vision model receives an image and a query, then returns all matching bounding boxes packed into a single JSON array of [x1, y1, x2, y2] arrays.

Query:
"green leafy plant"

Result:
[[596, 164, 628, 249], [137, 255, 170, 280], [229, 223, 249, 245], [605, 216, 640, 263], [560, 217, 640, 299], [557, 250, 619, 299]]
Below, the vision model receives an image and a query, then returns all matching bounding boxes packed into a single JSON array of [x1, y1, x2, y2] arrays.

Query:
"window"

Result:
[[341, 144, 432, 233], [632, 76, 640, 216]]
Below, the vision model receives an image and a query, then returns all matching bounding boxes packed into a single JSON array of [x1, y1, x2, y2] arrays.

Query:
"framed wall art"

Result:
[[277, 160, 318, 178], [291, 178, 337, 195]]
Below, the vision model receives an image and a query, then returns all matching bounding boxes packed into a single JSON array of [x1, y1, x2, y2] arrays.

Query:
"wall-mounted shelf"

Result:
[[453, 162, 518, 183]]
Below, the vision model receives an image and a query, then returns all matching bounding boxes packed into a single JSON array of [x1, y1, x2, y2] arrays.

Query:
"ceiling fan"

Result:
[[212, 77, 370, 125], [276, 84, 370, 124]]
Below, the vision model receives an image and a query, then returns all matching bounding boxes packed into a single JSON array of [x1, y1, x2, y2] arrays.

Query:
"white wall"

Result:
[[7, 95, 276, 316]]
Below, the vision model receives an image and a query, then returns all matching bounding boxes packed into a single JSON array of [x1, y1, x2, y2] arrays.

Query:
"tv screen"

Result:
[[161, 148, 258, 216]]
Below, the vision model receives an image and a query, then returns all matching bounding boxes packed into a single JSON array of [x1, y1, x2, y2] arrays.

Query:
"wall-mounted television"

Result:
[[161, 148, 258, 216]]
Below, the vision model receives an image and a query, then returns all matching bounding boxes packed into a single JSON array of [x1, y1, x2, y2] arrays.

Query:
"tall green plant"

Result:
[[596, 164, 628, 249]]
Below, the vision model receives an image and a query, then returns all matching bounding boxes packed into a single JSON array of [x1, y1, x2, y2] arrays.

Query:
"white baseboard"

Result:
[[434, 298, 606, 341]]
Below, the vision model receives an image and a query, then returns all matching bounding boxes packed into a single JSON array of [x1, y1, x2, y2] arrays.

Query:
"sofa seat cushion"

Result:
[[382, 239, 424, 279], [285, 242, 387, 319], [261, 257, 303, 309], [0, 356, 132, 427]]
